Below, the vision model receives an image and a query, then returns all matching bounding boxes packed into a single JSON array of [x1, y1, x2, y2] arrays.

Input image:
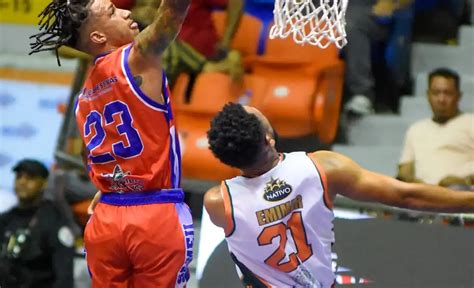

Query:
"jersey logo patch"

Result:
[[80, 76, 118, 101], [101, 164, 144, 192], [263, 177, 293, 202]]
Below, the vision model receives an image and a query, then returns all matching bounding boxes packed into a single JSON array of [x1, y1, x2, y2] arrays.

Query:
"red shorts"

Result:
[[84, 191, 194, 287]]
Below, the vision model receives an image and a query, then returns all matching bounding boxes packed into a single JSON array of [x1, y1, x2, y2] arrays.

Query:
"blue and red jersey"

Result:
[[75, 44, 181, 193]]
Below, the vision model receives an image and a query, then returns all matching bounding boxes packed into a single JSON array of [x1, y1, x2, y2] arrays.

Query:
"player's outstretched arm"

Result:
[[133, 0, 190, 57], [309, 151, 474, 213]]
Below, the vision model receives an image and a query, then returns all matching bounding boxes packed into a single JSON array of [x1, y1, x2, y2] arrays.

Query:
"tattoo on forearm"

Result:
[[135, 0, 190, 56]]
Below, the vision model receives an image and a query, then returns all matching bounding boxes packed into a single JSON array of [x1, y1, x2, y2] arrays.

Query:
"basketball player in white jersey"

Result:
[[204, 103, 474, 288]]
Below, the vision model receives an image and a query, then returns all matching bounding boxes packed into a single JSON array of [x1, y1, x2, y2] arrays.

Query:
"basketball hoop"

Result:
[[270, 0, 349, 49]]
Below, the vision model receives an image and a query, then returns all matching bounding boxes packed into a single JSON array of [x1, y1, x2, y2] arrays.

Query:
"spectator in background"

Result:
[[398, 68, 474, 189], [0, 159, 74, 288], [344, 0, 412, 116], [132, 0, 244, 87]]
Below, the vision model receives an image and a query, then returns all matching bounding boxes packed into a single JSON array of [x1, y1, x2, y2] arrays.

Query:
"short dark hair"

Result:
[[428, 68, 460, 91], [29, 0, 91, 65], [13, 159, 49, 179], [207, 103, 265, 169]]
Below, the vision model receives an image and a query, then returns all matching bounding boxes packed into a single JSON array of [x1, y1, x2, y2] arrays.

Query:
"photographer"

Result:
[[0, 159, 74, 288]]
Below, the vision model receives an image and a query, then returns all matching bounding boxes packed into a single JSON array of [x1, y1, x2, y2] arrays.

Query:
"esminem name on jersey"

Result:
[[256, 195, 303, 226]]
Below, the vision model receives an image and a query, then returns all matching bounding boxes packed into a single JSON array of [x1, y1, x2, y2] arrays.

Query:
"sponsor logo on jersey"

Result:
[[80, 76, 118, 101], [101, 164, 144, 192], [263, 177, 293, 202]]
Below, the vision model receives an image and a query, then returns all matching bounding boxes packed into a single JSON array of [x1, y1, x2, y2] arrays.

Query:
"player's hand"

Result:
[[88, 191, 102, 215]]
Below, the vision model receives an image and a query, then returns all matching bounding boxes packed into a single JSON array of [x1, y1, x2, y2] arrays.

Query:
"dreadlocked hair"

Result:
[[29, 0, 90, 66], [207, 102, 265, 169]]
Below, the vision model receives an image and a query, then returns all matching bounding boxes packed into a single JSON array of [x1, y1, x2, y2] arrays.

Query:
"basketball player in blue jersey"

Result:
[[204, 102, 474, 288]]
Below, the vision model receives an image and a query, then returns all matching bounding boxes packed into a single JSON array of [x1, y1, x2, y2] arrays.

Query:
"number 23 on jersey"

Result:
[[83, 100, 144, 164]]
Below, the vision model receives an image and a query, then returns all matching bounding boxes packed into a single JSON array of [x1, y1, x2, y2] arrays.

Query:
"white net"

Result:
[[270, 0, 349, 49]]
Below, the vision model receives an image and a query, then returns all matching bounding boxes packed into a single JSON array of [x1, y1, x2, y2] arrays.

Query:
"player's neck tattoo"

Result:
[[133, 75, 143, 87]]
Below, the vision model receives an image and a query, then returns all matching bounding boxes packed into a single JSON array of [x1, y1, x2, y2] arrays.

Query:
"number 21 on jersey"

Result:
[[84, 100, 144, 164], [257, 212, 313, 273]]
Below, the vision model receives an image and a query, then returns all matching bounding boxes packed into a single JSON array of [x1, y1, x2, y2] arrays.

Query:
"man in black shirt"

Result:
[[0, 159, 74, 288]]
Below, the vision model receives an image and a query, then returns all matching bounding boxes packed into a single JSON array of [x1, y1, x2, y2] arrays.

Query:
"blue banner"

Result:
[[0, 79, 69, 212]]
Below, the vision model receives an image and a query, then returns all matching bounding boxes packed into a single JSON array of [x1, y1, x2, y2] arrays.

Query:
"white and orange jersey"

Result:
[[75, 43, 181, 193], [222, 152, 335, 288]]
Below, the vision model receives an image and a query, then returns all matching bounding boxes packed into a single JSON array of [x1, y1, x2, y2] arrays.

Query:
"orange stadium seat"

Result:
[[174, 72, 241, 113], [245, 36, 345, 143], [212, 11, 263, 66], [173, 19, 345, 181], [264, 32, 340, 63], [312, 65, 345, 144], [243, 65, 317, 138], [173, 72, 241, 181], [170, 73, 190, 110], [248, 30, 343, 73], [177, 112, 240, 181]]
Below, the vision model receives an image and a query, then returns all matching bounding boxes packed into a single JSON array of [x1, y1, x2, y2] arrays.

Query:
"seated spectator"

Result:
[[344, 0, 412, 116], [0, 159, 74, 288], [398, 68, 474, 189], [132, 0, 244, 87]]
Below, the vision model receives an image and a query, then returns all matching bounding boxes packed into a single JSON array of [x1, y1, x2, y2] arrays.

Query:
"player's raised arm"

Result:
[[133, 0, 190, 57], [310, 151, 474, 213]]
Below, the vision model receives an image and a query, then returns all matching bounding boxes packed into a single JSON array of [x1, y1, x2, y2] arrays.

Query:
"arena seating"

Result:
[[173, 12, 345, 180]]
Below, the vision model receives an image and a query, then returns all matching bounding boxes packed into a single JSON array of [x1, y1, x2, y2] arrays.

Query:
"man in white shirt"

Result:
[[398, 68, 474, 188]]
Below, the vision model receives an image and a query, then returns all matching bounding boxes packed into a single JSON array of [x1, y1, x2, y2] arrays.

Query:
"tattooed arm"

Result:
[[133, 0, 190, 58], [126, 0, 190, 104]]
